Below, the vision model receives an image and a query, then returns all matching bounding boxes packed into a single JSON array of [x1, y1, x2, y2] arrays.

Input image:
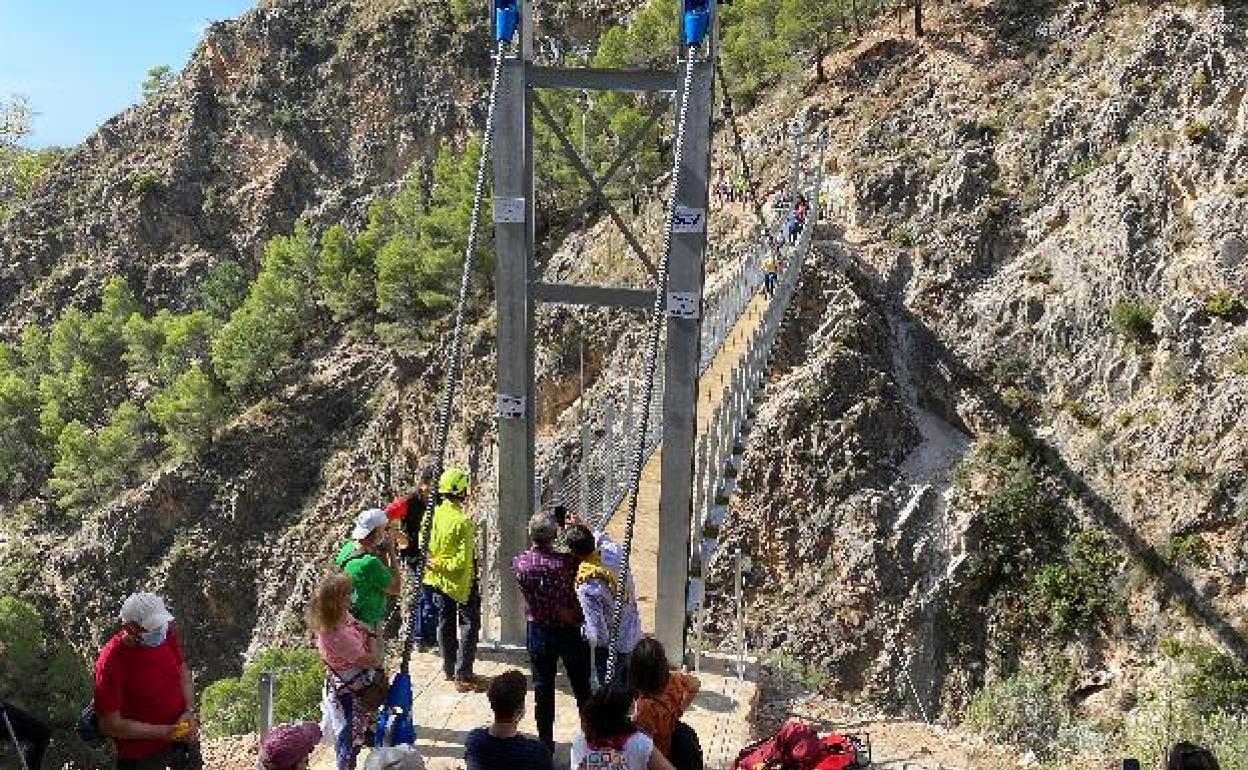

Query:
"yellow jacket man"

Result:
[[422, 467, 486, 691]]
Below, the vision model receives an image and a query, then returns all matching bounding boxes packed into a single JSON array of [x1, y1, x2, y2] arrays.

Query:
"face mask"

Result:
[[140, 622, 168, 647]]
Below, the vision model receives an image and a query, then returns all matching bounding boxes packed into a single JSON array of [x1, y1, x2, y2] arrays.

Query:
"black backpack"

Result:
[[77, 703, 104, 744]]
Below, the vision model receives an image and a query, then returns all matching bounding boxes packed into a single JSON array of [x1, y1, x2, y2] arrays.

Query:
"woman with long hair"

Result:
[[571, 688, 676, 770], [308, 574, 380, 770], [629, 637, 702, 770]]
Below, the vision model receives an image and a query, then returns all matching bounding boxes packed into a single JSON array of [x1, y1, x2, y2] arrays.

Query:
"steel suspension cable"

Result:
[[603, 46, 700, 687], [400, 39, 508, 674]]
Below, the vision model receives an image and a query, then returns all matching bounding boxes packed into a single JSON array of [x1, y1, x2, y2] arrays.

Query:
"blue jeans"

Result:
[[526, 623, 593, 749], [410, 582, 439, 647], [434, 586, 480, 680], [593, 646, 631, 693], [334, 691, 357, 770]]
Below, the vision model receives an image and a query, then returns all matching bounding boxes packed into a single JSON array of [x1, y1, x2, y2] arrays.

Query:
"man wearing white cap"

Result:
[[94, 592, 200, 769], [336, 508, 403, 659]]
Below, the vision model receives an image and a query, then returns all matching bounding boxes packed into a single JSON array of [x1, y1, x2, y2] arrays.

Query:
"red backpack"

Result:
[[813, 734, 860, 770], [733, 720, 825, 770]]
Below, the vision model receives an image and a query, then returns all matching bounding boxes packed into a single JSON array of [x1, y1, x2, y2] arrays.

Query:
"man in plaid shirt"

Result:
[[512, 511, 593, 750]]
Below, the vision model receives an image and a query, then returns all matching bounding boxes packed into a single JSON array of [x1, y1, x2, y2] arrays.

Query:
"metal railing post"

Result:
[[258, 671, 275, 742], [734, 551, 746, 680]]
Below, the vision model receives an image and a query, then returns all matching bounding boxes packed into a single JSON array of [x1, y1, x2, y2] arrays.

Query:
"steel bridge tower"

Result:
[[492, 0, 717, 661]]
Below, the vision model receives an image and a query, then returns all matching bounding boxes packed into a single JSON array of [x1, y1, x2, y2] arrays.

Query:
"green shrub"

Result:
[[1184, 120, 1211, 144], [1110, 300, 1156, 343], [991, 355, 1029, 386], [1061, 399, 1099, 427], [1232, 345, 1248, 377], [888, 227, 916, 248], [1205, 291, 1244, 320], [200, 648, 324, 739], [0, 596, 92, 725], [1122, 652, 1248, 770], [1028, 529, 1118, 636], [130, 173, 160, 199], [965, 671, 1066, 758], [1175, 455, 1205, 481], [1165, 533, 1210, 567], [1161, 639, 1248, 716]]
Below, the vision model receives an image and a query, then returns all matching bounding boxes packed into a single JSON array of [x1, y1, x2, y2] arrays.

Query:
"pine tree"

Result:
[[123, 311, 167, 384], [148, 365, 225, 457], [211, 227, 319, 394], [318, 224, 375, 322], [197, 260, 250, 320], [159, 311, 218, 382], [376, 139, 488, 320], [49, 401, 145, 511], [0, 368, 45, 493]]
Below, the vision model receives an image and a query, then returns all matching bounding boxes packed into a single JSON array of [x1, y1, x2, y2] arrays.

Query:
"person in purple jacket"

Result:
[[513, 512, 593, 751]]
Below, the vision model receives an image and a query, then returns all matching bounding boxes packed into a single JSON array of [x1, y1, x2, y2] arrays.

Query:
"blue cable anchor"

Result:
[[495, 0, 518, 43], [682, 0, 711, 47]]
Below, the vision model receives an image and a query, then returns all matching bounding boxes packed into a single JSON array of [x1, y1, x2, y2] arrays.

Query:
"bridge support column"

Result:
[[657, 46, 715, 664], [492, 1, 535, 647]]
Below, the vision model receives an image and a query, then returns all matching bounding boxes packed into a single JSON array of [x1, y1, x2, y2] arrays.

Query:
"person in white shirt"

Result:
[[570, 688, 675, 770]]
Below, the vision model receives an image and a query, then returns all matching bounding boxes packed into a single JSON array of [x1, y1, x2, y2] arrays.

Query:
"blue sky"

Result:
[[1, 1, 257, 148]]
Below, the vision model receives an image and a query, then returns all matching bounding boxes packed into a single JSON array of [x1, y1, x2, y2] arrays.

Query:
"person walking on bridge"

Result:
[[513, 512, 593, 750], [761, 253, 778, 299], [565, 523, 641, 692], [93, 593, 201, 770], [424, 467, 487, 692], [336, 508, 402, 661]]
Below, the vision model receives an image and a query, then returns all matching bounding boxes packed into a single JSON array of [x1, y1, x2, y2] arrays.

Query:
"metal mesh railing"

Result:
[[537, 234, 766, 531], [689, 136, 827, 671]]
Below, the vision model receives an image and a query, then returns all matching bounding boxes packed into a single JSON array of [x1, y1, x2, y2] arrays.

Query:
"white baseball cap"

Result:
[[352, 508, 388, 541], [119, 593, 174, 631]]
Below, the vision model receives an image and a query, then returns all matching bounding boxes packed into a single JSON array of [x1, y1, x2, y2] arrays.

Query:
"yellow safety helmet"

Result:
[[438, 467, 470, 497]]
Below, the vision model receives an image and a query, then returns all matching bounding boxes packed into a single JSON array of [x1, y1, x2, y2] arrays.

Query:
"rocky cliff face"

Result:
[[0, 0, 633, 684], [0, 0, 493, 330], [709, 0, 1248, 726]]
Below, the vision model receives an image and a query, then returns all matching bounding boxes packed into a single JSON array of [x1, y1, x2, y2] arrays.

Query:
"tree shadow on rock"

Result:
[[832, 247, 1248, 664]]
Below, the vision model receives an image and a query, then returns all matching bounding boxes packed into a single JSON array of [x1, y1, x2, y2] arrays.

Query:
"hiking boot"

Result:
[[454, 674, 491, 693]]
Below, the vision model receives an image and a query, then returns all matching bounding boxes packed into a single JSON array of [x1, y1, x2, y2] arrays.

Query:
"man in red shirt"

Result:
[[94, 593, 201, 770]]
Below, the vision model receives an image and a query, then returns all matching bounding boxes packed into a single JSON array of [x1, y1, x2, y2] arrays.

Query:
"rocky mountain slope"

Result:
[[5, 0, 1247, 765], [708, 0, 1248, 751], [0, 0, 637, 687]]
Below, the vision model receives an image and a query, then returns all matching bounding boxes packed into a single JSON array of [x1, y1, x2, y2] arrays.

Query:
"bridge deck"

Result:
[[304, 649, 756, 770], [608, 289, 768, 633], [303, 285, 773, 770]]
